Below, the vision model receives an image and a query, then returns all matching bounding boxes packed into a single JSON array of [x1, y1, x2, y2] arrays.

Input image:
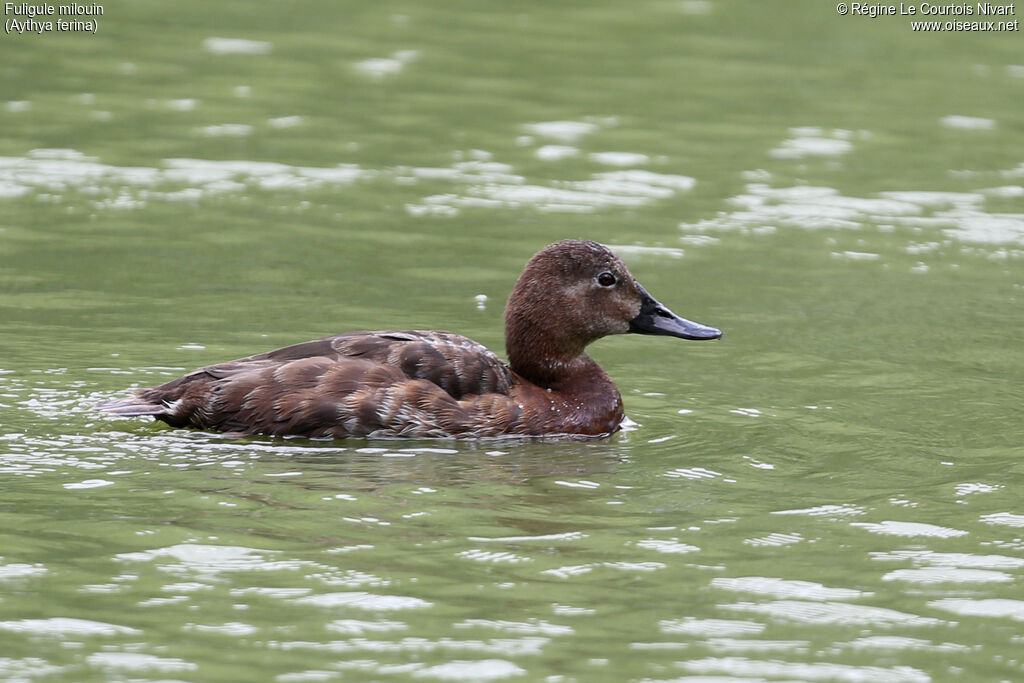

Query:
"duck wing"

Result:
[[98, 331, 520, 437], [256, 331, 513, 399]]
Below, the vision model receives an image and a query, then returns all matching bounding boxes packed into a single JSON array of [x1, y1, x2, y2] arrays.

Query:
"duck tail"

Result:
[[96, 395, 168, 416]]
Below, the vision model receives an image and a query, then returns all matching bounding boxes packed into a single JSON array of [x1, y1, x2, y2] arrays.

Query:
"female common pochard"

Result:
[[100, 240, 721, 438]]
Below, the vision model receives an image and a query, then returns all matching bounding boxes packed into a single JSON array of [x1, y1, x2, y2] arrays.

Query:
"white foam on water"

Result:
[[86, 653, 198, 672], [870, 550, 1024, 569], [770, 127, 860, 159], [772, 504, 865, 517], [2, 143, 700, 218], [744, 532, 804, 547], [353, 50, 420, 78], [407, 165, 696, 215], [0, 152, 376, 209], [0, 658, 63, 679], [658, 617, 765, 636], [293, 591, 432, 611], [721, 600, 944, 627], [453, 619, 573, 636], [981, 185, 1024, 198], [850, 520, 968, 538], [0, 181, 30, 198], [879, 190, 984, 208], [541, 564, 594, 579], [981, 511, 1024, 527], [679, 656, 929, 683], [326, 619, 407, 636], [0, 617, 141, 636], [0, 562, 47, 579], [681, 177, 1023, 250], [412, 659, 525, 681], [165, 98, 198, 111], [882, 567, 1013, 583], [521, 120, 599, 143], [941, 210, 1024, 245], [63, 478, 115, 489], [711, 577, 871, 601], [203, 37, 272, 55], [635, 539, 699, 554], [839, 635, 973, 653], [954, 482, 1002, 496], [832, 250, 880, 261], [598, 168, 696, 190], [928, 598, 1024, 621], [772, 136, 854, 159], [196, 123, 254, 137], [588, 151, 649, 166], [940, 115, 996, 131], [116, 543, 314, 577], [184, 622, 259, 636], [268, 115, 305, 129], [535, 145, 579, 161], [469, 531, 586, 543], [700, 638, 810, 654]]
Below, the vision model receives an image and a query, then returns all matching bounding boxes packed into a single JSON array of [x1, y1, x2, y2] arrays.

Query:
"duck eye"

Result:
[[597, 272, 616, 287]]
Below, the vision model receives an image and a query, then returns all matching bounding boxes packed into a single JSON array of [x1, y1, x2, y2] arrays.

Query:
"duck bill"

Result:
[[628, 283, 722, 341]]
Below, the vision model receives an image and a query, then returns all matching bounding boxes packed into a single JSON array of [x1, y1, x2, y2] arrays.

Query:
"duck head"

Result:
[[505, 239, 721, 384]]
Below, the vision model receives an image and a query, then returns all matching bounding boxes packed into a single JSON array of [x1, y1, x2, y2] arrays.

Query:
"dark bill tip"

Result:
[[628, 283, 722, 341]]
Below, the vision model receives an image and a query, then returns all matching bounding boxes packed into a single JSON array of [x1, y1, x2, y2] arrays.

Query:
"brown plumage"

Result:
[[99, 240, 721, 438]]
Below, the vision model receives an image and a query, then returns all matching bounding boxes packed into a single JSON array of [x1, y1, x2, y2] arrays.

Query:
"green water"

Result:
[[2, 1, 1023, 681]]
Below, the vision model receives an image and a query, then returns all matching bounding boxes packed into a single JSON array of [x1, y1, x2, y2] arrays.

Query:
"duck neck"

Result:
[[510, 349, 594, 389], [505, 315, 594, 388], [504, 270, 605, 388]]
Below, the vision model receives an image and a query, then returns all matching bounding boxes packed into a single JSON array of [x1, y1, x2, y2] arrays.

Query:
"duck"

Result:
[[99, 240, 721, 439]]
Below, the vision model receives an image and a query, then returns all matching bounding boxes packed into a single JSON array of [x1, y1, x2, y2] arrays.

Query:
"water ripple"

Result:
[[839, 635, 974, 653], [293, 592, 432, 611], [711, 577, 872, 601], [981, 512, 1024, 527], [202, 37, 272, 55], [870, 550, 1024, 569], [679, 171, 1024, 255], [326, 619, 407, 636], [453, 619, 573, 636], [0, 617, 140, 636], [771, 504, 865, 518], [0, 562, 47, 579], [882, 567, 1013, 584], [274, 636, 549, 657], [116, 543, 314, 577], [721, 601, 943, 627], [850, 520, 968, 538], [412, 659, 526, 681], [676, 657, 929, 683], [635, 539, 700, 554], [928, 598, 1024, 621], [658, 618, 765, 636], [86, 652, 199, 673]]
